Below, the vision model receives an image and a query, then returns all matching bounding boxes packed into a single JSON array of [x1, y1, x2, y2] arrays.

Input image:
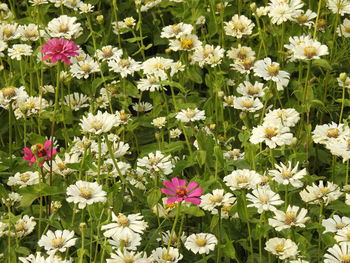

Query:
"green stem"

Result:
[[167, 202, 181, 251], [339, 83, 346, 124], [242, 191, 253, 256]]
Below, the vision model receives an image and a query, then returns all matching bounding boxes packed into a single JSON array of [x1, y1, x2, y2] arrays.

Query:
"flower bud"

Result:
[[97, 15, 104, 24], [340, 73, 347, 82]]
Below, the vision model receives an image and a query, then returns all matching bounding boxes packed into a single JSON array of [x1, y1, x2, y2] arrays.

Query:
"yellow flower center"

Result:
[[242, 99, 253, 108], [247, 85, 259, 95], [51, 237, 64, 248], [90, 119, 104, 130], [3, 27, 14, 38], [58, 24, 69, 33], [79, 186, 93, 199], [303, 46, 317, 58], [15, 221, 26, 232], [341, 254, 350, 263], [180, 38, 195, 50], [297, 14, 308, 24], [281, 168, 293, 179], [209, 195, 223, 204], [345, 27, 350, 33], [124, 18, 135, 27], [162, 253, 173, 261], [102, 47, 113, 58], [119, 59, 131, 68], [116, 214, 130, 227], [236, 175, 248, 184], [195, 236, 207, 247], [327, 128, 340, 138], [266, 64, 280, 76], [1, 86, 16, 99], [80, 64, 92, 73], [275, 243, 285, 253], [264, 127, 278, 139], [233, 22, 246, 31], [284, 211, 297, 225], [224, 96, 234, 105], [242, 57, 254, 70], [184, 109, 196, 118], [20, 173, 31, 183]]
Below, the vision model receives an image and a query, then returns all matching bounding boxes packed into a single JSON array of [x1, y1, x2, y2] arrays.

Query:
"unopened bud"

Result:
[[250, 3, 257, 12], [340, 73, 347, 82], [97, 15, 104, 24]]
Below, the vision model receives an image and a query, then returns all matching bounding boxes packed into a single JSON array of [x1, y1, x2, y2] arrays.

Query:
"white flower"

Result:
[[137, 151, 173, 175], [322, 215, 350, 233], [300, 181, 342, 205], [70, 56, 100, 79], [80, 111, 118, 135], [247, 186, 284, 213], [66, 181, 107, 209], [268, 0, 303, 25], [0, 23, 20, 41], [268, 205, 309, 231], [137, 75, 164, 92], [152, 117, 167, 129], [284, 35, 313, 61], [312, 122, 349, 145], [227, 45, 255, 61], [335, 226, 350, 243], [223, 149, 244, 160], [7, 171, 40, 188], [101, 212, 148, 239], [253, 57, 290, 90], [170, 128, 182, 139], [63, 92, 89, 111], [78, 3, 94, 13], [106, 249, 145, 263], [263, 108, 300, 127], [169, 34, 202, 51], [19, 253, 72, 263], [224, 15, 254, 38], [108, 232, 142, 251], [18, 24, 39, 41], [191, 44, 225, 67], [8, 44, 33, 60], [96, 45, 123, 62], [150, 247, 183, 263], [233, 96, 263, 112], [223, 95, 235, 107], [324, 243, 350, 263], [47, 15, 83, 39], [269, 161, 306, 188], [223, 169, 262, 190], [108, 57, 141, 78], [265, 237, 298, 260], [327, 0, 350, 16], [115, 110, 132, 125], [9, 215, 36, 238], [338, 18, 350, 37], [184, 233, 218, 254], [132, 102, 153, 112], [237, 81, 265, 97], [200, 189, 236, 216], [38, 230, 77, 255], [293, 9, 317, 27], [161, 23, 193, 39], [293, 39, 329, 60], [175, 108, 206, 123], [250, 122, 294, 148], [142, 56, 174, 79]]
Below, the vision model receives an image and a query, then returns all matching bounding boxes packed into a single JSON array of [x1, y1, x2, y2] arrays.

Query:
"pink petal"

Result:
[[163, 180, 175, 191], [166, 197, 178, 204], [187, 182, 199, 191], [188, 187, 202, 197], [185, 197, 201, 205], [161, 188, 175, 195]]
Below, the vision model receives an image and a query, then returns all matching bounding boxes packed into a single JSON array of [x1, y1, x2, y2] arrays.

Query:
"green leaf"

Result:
[[182, 206, 205, 217], [312, 59, 332, 70], [147, 188, 161, 208]]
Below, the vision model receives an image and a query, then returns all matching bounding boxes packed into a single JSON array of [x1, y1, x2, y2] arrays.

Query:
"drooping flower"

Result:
[[22, 140, 57, 167], [161, 177, 202, 205], [41, 38, 79, 66]]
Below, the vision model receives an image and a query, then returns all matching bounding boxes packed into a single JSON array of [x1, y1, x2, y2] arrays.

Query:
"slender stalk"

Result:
[[346, 160, 349, 185], [242, 191, 253, 256], [97, 136, 102, 184], [339, 82, 346, 124], [167, 202, 181, 251]]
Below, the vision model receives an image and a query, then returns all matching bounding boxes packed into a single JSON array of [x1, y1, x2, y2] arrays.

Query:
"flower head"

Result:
[[22, 140, 57, 167], [161, 177, 202, 205], [41, 38, 79, 66]]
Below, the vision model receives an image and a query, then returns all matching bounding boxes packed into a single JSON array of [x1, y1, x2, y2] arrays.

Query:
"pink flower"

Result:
[[161, 177, 202, 205], [41, 38, 79, 66], [22, 140, 57, 167]]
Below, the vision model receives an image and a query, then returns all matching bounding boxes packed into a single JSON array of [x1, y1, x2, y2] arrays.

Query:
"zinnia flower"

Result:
[[161, 177, 202, 205], [22, 140, 57, 166], [41, 38, 79, 66]]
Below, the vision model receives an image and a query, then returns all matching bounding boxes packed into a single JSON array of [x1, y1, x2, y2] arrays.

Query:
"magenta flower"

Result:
[[22, 140, 57, 167], [161, 177, 202, 205], [41, 38, 79, 66]]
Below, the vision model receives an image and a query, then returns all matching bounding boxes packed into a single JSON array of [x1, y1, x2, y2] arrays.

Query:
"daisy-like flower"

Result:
[[253, 57, 290, 90], [41, 38, 79, 66], [47, 15, 83, 39], [38, 230, 77, 255], [223, 149, 245, 160], [169, 34, 202, 51], [101, 212, 148, 239], [200, 189, 236, 216], [327, 138, 350, 162], [269, 161, 306, 188], [230, 57, 256, 74], [66, 180, 107, 209], [70, 56, 100, 79], [43, 153, 80, 177], [80, 111, 118, 135], [63, 92, 89, 111], [293, 39, 329, 60], [132, 102, 153, 112], [300, 181, 342, 205], [150, 247, 183, 263], [109, 232, 142, 251], [142, 56, 174, 79], [152, 117, 167, 129], [78, 3, 94, 13], [18, 24, 39, 41], [233, 96, 263, 112], [224, 15, 254, 38], [324, 243, 350, 263], [223, 169, 262, 190], [161, 177, 202, 205], [312, 122, 349, 145], [223, 95, 234, 108], [293, 9, 317, 28], [227, 45, 256, 62], [265, 237, 299, 260], [0, 23, 19, 41], [263, 108, 301, 127], [268, 0, 303, 25], [8, 44, 32, 60], [7, 171, 40, 188], [161, 23, 193, 39], [19, 253, 72, 263], [322, 215, 350, 233], [191, 44, 225, 68], [184, 233, 218, 254], [96, 45, 123, 61], [175, 108, 206, 123], [284, 35, 313, 61], [250, 122, 294, 148], [106, 249, 146, 263], [237, 81, 265, 97], [337, 18, 350, 37], [22, 140, 57, 167], [108, 56, 141, 78], [10, 215, 36, 238], [0, 40, 7, 57], [157, 230, 187, 247], [137, 75, 164, 92], [115, 110, 132, 125], [268, 205, 309, 231], [137, 151, 173, 175], [327, 0, 350, 16], [335, 226, 350, 243], [247, 186, 284, 213]]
